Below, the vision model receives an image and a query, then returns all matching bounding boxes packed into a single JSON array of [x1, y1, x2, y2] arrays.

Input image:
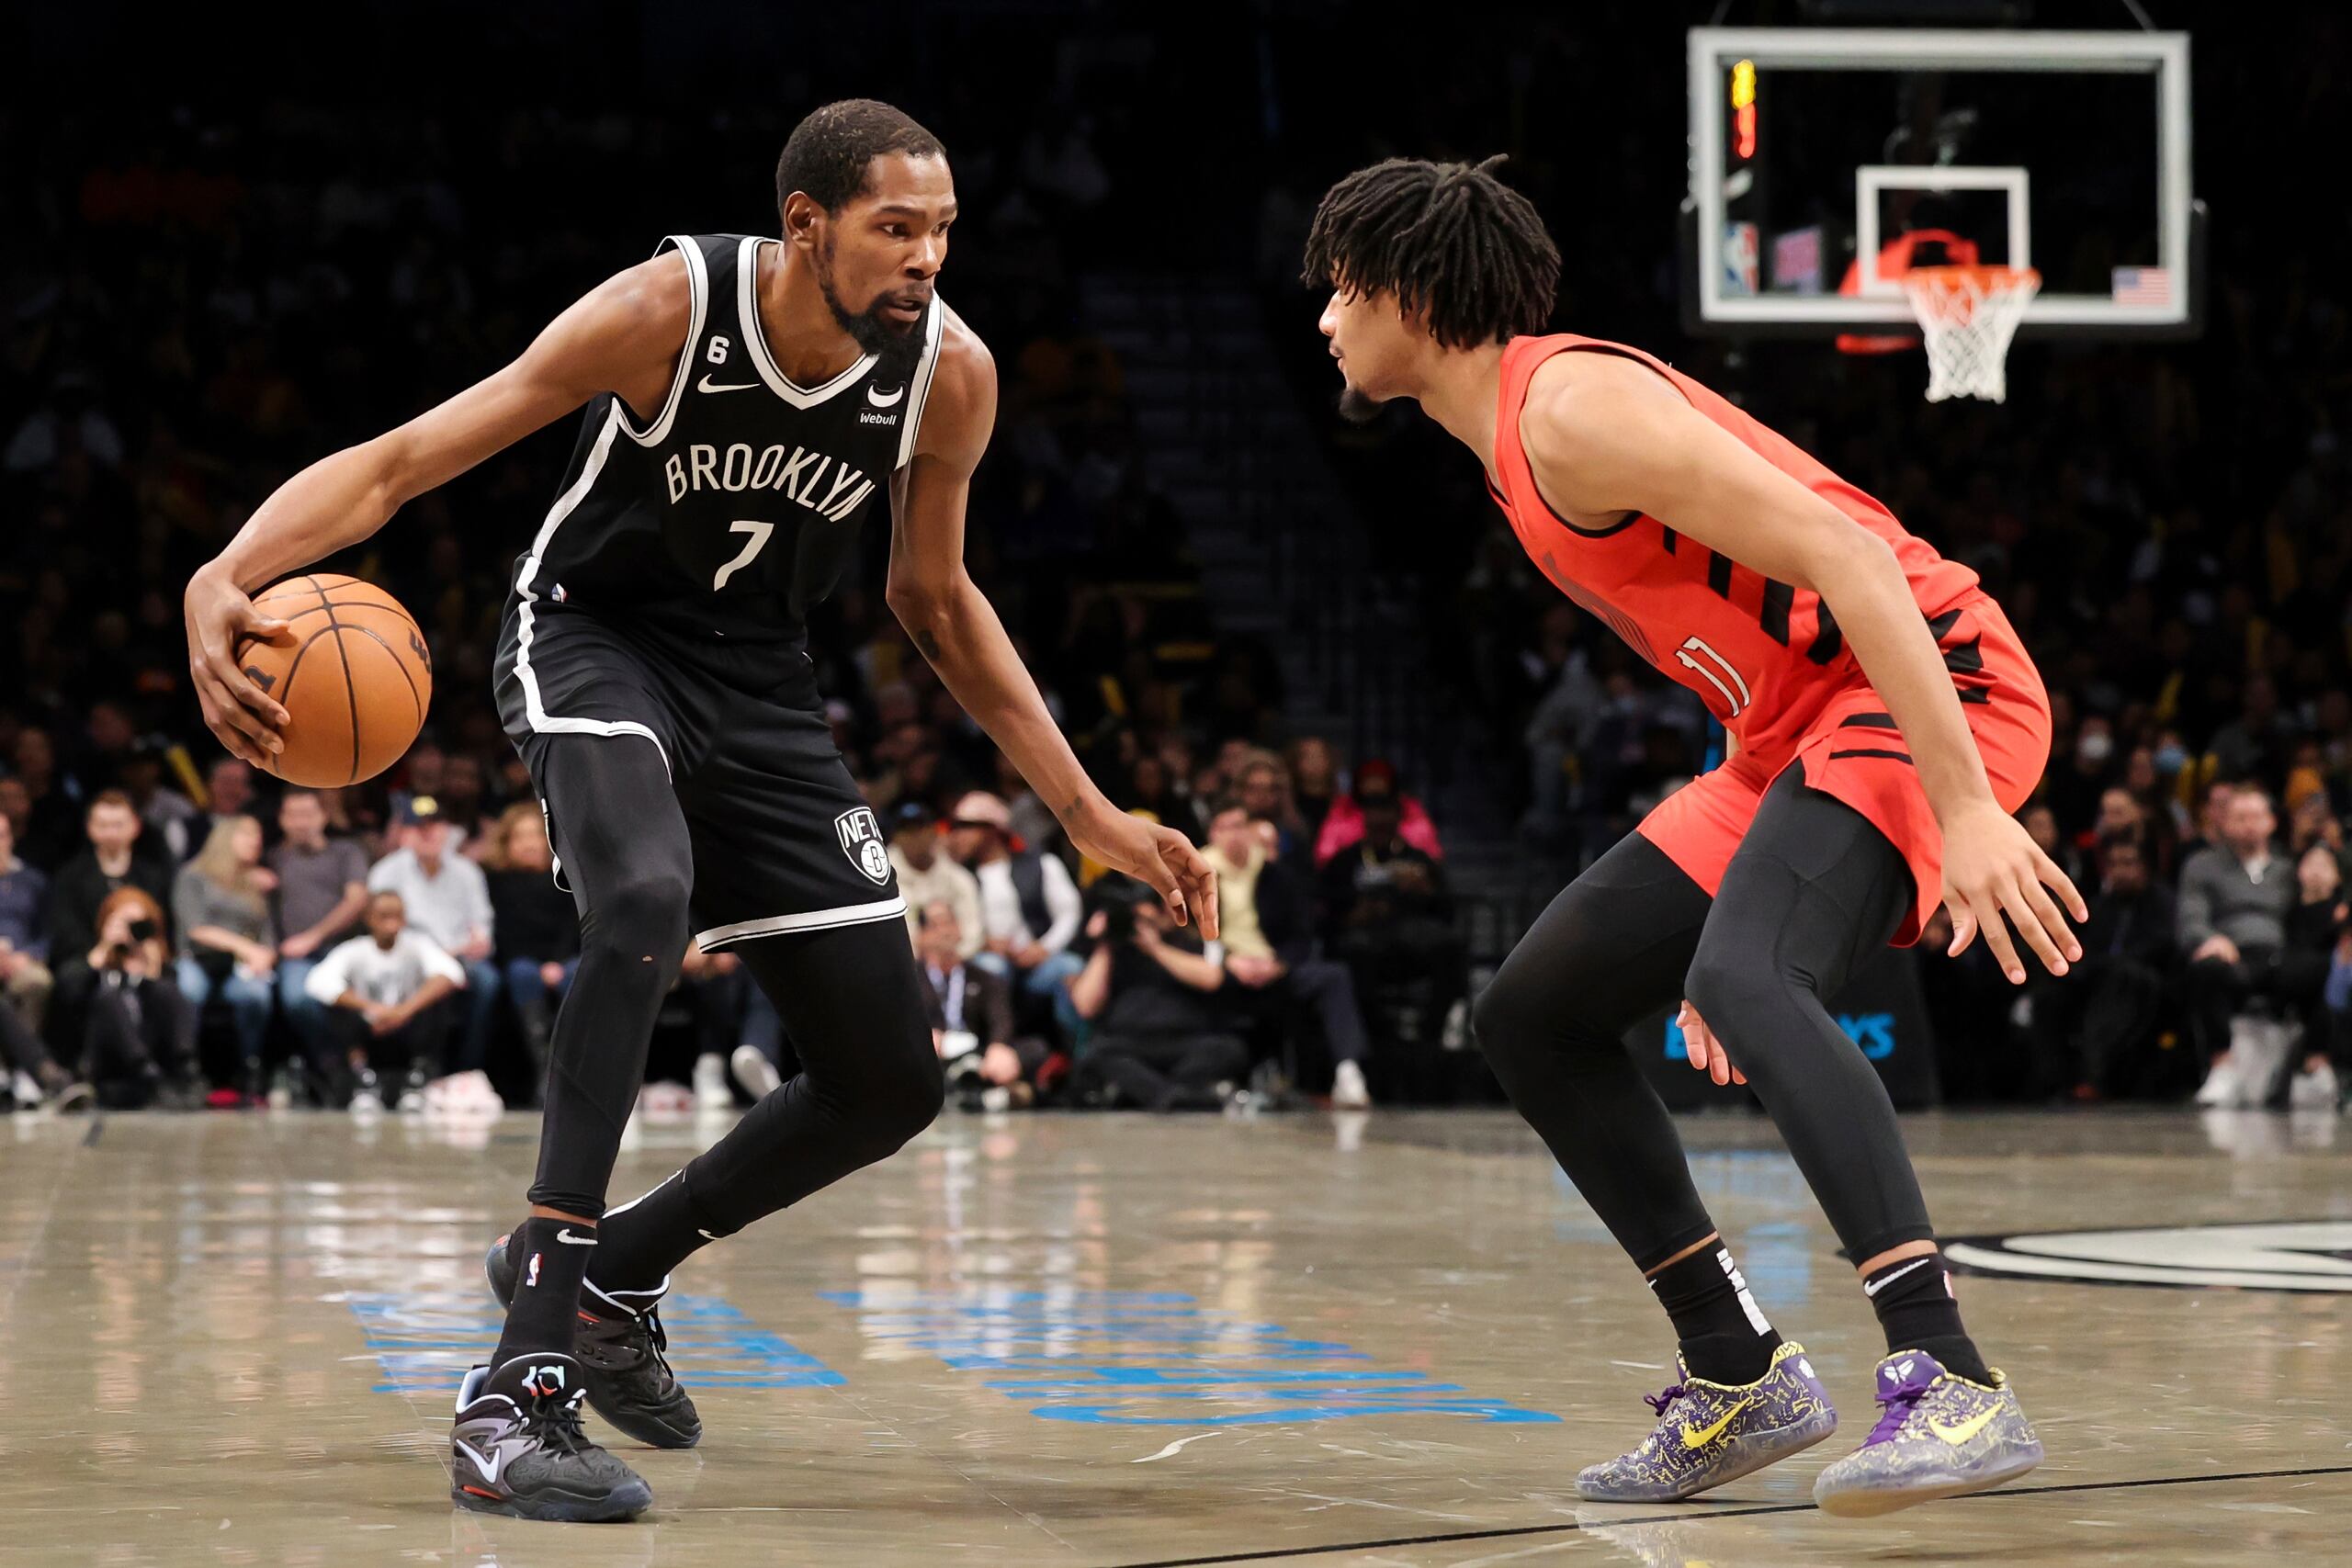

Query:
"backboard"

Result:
[[1684, 28, 2200, 338]]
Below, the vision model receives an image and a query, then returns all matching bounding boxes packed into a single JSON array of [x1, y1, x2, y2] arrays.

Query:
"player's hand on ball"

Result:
[[186, 567, 292, 765], [1678, 1001, 1745, 1087], [1939, 798, 2086, 985], [1073, 810, 1219, 940]]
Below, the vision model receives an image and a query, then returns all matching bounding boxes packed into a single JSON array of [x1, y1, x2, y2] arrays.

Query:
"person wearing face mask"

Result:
[[2119, 750, 2185, 879], [2048, 717, 2118, 840]]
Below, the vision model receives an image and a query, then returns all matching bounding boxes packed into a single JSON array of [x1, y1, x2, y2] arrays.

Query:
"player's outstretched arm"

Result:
[[888, 314, 1216, 937], [1520, 356, 2083, 984], [184, 254, 693, 765]]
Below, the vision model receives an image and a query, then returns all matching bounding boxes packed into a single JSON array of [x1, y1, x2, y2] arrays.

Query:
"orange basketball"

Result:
[[235, 573, 433, 787]]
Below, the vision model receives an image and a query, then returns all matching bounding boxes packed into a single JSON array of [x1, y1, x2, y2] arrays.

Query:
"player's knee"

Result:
[[587, 864, 692, 968], [891, 1056, 948, 1141], [1682, 944, 1742, 1021], [1683, 944, 1800, 1052], [851, 1032, 944, 1154], [1471, 962, 1544, 1065]]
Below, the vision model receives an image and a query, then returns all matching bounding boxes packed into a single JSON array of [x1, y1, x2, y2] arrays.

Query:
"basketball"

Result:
[[235, 573, 433, 787]]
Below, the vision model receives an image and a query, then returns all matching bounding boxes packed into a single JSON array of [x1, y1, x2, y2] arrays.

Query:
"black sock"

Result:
[[589, 1169, 727, 1298], [1863, 1252, 1992, 1384], [492, 1215, 596, 1367], [1648, 1244, 1781, 1385]]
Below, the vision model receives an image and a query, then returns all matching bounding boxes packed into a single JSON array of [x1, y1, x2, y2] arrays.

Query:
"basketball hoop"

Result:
[[1903, 265, 2040, 404]]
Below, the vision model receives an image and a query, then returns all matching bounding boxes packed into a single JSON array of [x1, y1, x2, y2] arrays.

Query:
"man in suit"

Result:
[[913, 900, 1038, 1103]]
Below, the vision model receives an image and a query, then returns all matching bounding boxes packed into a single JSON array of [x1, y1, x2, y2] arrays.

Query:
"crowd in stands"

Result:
[[1251, 13, 2352, 1111], [0, 72, 1476, 1116], [6, 16, 2347, 1116], [0, 735, 1468, 1113]]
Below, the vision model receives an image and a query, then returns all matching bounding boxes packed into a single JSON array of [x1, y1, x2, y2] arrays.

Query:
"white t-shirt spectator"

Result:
[[971, 853, 1082, 956], [304, 928, 466, 1008], [889, 847, 984, 961], [368, 848, 492, 957]]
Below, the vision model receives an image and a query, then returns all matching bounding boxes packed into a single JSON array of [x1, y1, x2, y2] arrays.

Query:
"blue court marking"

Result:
[[345, 1289, 843, 1395], [1665, 1010, 1896, 1061], [820, 1288, 1557, 1426]]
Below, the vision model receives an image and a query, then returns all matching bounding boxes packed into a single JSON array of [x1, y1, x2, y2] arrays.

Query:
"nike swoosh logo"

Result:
[[1864, 1257, 1936, 1297], [866, 383, 906, 408], [454, 1438, 507, 1485], [697, 374, 759, 393], [1929, 1406, 2002, 1446], [556, 1229, 597, 1246], [1680, 1399, 1752, 1450]]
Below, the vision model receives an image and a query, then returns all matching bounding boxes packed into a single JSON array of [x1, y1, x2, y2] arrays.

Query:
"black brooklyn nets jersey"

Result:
[[513, 232, 944, 646]]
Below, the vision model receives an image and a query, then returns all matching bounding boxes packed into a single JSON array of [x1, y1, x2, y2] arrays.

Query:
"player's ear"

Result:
[[782, 191, 823, 252]]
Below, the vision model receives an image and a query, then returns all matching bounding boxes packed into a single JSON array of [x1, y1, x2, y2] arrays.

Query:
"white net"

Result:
[[1903, 265, 2041, 403]]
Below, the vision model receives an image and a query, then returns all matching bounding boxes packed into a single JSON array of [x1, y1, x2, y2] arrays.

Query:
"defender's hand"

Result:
[[186, 568, 292, 766], [1939, 800, 2086, 984], [1069, 810, 1219, 940]]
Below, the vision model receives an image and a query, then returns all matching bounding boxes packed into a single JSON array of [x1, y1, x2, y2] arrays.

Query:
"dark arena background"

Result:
[[2, 2, 2346, 1562]]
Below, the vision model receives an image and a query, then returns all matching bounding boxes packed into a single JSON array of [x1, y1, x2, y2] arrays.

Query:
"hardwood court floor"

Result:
[[1, 1104, 2345, 1565]]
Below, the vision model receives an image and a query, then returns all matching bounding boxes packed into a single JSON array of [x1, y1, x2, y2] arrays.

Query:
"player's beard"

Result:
[[1336, 386, 1385, 424], [819, 241, 928, 389]]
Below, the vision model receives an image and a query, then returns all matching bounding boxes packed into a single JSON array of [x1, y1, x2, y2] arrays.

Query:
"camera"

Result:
[[101, 918, 161, 974], [939, 1028, 983, 1085], [1093, 875, 1152, 942]]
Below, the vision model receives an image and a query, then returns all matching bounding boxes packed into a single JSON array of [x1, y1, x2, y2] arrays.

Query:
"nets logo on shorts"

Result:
[[835, 807, 890, 886]]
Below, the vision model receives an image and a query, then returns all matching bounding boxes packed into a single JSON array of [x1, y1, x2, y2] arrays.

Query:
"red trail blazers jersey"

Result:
[[1485, 333, 2052, 945]]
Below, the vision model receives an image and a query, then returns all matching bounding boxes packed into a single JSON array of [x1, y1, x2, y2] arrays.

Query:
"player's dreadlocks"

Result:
[[777, 99, 944, 217], [1302, 155, 1561, 350]]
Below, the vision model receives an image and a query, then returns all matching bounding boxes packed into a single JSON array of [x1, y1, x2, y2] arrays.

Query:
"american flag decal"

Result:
[[2112, 266, 2171, 307]]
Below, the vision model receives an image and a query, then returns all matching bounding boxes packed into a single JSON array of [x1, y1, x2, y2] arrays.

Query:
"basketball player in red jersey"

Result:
[[1306, 157, 2082, 1516]]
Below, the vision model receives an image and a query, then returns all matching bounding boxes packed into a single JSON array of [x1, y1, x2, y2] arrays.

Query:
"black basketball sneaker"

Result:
[[487, 1232, 703, 1449], [450, 1352, 652, 1522]]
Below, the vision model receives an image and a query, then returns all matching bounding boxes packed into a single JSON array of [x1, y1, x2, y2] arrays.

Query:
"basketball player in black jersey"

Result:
[[186, 100, 1216, 1522]]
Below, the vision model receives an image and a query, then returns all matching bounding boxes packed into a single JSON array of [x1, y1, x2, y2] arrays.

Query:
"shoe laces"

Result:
[[1643, 1382, 1690, 1419], [1865, 1380, 1931, 1446], [639, 1303, 674, 1373], [582, 1300, 673, 1375], [519, 1388, 594, 1458]]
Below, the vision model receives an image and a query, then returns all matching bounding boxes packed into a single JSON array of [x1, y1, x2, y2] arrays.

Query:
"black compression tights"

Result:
[[1473, 768, 1932, 1270], [526, 735, 941, 1224]]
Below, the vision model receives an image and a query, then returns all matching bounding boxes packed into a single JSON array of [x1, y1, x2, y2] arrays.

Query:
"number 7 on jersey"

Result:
[[714, 520, 774, 591]]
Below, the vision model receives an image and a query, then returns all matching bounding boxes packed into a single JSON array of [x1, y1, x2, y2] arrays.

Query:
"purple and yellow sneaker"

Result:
[[1813, 1350, 2043, 1517], [1577, 1341, 1838, 1503]]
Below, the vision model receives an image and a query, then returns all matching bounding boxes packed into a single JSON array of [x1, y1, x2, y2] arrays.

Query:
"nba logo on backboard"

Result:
[[1723, 221, 1759, 297], [835, 807, 889, 885]]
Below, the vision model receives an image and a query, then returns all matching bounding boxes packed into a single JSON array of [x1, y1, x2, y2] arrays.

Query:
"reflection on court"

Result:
[[2, 1107, 2344, 1565]]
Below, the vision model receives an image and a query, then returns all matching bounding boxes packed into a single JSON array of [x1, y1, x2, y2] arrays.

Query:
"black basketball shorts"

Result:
[[492, 600, 903, 950]]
